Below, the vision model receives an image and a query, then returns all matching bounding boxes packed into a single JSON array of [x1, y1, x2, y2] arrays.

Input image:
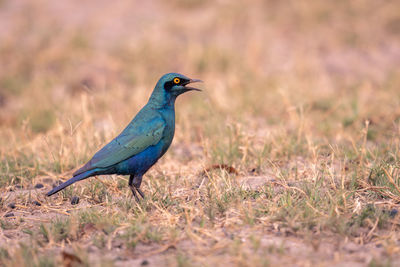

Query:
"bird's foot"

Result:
[[129, 185, 145, 202], [136, 187, 145, 199]]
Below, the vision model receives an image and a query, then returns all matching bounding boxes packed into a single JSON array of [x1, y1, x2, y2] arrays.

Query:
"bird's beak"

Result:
[[183, 79, 203, 92]]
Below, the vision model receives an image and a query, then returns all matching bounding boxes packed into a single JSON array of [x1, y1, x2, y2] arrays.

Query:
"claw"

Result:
[[136, 187, 145, 199], [129, 185, 140, 202], [129, 175, 144, 202]]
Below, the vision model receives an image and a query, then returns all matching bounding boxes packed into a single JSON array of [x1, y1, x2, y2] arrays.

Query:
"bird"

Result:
[[46, 73, 202, 201]]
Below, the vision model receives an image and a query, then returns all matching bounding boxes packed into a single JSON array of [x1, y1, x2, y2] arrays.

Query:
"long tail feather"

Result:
[[46, 170, 95, 196]]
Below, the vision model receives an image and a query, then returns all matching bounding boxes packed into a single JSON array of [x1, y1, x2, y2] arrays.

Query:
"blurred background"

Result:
[[0, 0, 399, 181], [1, 1, 400, 265]]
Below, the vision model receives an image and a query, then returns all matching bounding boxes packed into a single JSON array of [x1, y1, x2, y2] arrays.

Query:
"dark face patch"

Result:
[[163, 77, 189, 91], [163, 80, 175, 91]]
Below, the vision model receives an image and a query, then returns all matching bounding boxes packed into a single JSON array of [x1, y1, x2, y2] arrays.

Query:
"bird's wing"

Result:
[[74, 115, 165, 176]]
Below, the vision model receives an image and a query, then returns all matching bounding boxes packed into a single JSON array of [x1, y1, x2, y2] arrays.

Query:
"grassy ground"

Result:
[[1, 0, 400, 266]]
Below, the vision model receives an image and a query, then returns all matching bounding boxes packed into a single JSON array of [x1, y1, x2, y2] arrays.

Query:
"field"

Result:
[[1, 0, 400, 266]]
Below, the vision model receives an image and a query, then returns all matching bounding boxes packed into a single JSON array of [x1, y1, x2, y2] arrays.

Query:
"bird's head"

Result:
[[158, 73, 202, 97], [149, 73, 202, 108]]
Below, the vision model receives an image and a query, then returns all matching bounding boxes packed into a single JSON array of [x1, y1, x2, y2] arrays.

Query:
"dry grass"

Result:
[[1, 0, 400, 266]]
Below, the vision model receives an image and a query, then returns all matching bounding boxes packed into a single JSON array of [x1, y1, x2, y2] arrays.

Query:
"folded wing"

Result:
[[74, 115, 165, 176]]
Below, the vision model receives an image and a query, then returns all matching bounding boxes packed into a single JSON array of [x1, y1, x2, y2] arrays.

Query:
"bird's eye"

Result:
[[173, 78, 180, 84]]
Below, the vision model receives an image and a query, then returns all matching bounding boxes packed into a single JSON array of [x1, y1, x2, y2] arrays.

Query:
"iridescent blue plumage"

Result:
[[46, 73, 202, 200]]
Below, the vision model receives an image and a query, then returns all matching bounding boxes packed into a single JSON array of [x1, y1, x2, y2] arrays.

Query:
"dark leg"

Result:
[[132, 175, 145, 198], [136, 187, 145, 199], [129, 175, 144, 201], [129, 175, 139, 201]]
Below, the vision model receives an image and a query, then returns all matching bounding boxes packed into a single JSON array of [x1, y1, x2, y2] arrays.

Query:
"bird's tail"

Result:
[[46, 170, 96, 196]]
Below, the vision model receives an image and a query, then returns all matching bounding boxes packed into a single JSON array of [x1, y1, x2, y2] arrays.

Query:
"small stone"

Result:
[[15, 185, 23, 189], [34, 183, 44, 189], [8, 203, 16, 209], [4, 212, 14, 218], [71, 196, 80, 205], [141, 260, 149, 266], [389, 209, 398, 218], [33, 201, 41, 206]]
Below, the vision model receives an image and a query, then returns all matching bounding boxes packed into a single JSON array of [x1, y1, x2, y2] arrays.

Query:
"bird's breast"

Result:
[[158, 108, 175, 152]]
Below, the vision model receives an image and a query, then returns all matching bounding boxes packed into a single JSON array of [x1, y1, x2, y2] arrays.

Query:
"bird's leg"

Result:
[[129, 175, 144, 201], [132, 175, 145, 199], [136, 187, 145, 199], [129, 175, 140, 202]]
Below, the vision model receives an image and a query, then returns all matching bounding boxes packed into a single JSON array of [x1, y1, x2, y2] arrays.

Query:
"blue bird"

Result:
[[47, 73, 202, 201]]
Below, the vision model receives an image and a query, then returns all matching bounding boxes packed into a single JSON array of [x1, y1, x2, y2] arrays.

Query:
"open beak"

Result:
[[183, 79, 203, 91]]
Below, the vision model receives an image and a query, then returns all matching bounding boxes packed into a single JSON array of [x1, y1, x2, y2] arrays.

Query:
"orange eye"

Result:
[[173, 77, 180, 84]]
